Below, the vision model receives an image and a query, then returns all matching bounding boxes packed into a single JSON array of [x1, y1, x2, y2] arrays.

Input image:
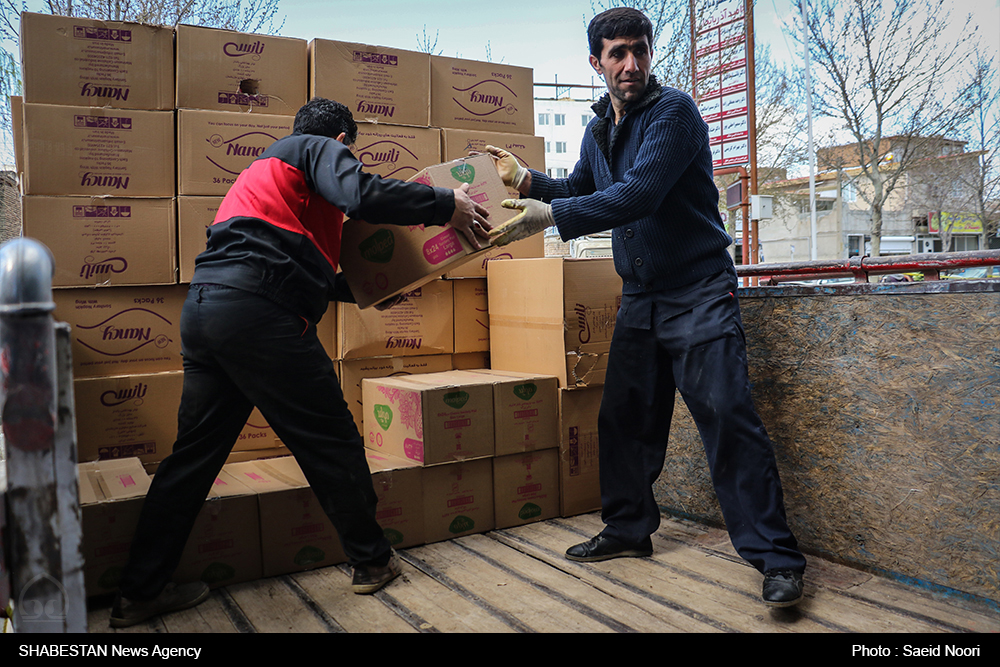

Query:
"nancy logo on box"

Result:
[[452, 81, 519, 118], [76, 308, 174, 357]]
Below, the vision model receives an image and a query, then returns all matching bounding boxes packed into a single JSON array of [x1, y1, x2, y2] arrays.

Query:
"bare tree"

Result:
[[754, 42, 808, 187], [415, 24, 442, 56], [40, 0, 284, 32], [956, 45, 1000, 253], [800, 0, 973, 256]]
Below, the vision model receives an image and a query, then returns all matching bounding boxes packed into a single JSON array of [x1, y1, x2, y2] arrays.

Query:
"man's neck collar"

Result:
[[593, 75, 663, 124]]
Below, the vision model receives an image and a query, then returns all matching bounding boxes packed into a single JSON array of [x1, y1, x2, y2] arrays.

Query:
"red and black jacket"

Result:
[[192, 132, 455, 322]]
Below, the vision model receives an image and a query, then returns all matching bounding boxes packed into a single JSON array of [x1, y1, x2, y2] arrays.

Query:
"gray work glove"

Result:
[[489, 199, 554, 246]]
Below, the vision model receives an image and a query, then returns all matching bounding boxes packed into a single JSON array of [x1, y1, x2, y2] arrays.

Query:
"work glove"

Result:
[[485, 145, 529, 190], [489, 199, 554, 246]]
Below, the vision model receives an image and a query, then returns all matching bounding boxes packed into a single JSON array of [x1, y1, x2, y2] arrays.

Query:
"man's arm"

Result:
[[550, 99, 702, 241], [304, 136, 491, 248]]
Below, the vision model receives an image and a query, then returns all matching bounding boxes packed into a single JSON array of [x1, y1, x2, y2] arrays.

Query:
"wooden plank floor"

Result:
[[85, 512, 1000, 635]]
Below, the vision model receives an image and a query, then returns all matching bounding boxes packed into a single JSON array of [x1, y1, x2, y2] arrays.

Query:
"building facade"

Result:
[[759, 137, 997, 261]]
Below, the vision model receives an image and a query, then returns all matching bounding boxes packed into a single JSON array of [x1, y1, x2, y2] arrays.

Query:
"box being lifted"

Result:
[[339, 153, 517, 309]]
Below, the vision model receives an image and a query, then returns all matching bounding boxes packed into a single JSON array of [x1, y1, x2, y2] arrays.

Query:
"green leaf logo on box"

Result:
[[200, 562, 236, 585], [518, 503, 542, 520], [450, 163, 475, 184], [449, 515, 475, 534], [359, 229, 395, 263], [384, 528, 404, 546], [443, 391, 469, 409], [294, 546, 326, 567], [512, 383, 537, 401], [374, 404, 393, 430]]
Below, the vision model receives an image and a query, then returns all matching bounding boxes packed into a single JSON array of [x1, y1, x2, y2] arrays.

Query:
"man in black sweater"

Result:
[[488, 7, 806, 607]]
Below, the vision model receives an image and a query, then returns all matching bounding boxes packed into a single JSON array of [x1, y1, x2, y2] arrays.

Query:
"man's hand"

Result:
[[489, 199, 554, 246], [484, 145, 531, 195], [450, 183, 492, 249]]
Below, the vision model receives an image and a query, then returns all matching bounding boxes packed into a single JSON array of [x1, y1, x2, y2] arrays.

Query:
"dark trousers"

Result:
[[118, 284, 390, 601], [597, 283, 806, 574]]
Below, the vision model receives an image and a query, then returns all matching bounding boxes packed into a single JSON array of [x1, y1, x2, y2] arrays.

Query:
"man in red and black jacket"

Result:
[[110, 98, 491, 628]]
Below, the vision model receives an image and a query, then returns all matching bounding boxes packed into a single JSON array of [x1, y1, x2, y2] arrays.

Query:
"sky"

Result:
[[272, 0, 1000, 91], [2, 0, 997, 165]]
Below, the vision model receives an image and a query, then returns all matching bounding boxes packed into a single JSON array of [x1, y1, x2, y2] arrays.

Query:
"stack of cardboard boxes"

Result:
[[15, 12, 618, 597]]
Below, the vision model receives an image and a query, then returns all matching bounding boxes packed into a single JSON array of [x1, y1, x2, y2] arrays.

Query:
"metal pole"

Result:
[[800, 0, 819, 260], [0, 238, 86, 633]]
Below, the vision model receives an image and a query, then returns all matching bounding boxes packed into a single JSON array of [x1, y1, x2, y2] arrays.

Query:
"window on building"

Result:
[[555, 142, 567, 153], [538, 113, 549, 125], [582, 114, 592, 126], [545, 142, 551, 153], [554, 114, 565, 126], [848, 234, 869, 258], [548, 168, 568, 178], [950, 234, 980, 252], [841, 182, 857, 202]]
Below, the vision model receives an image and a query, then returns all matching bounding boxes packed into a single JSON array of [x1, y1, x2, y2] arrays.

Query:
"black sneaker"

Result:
[[109, 582, 210, 628], [352, 551, 402, 594], [762, 569, 804, 607]]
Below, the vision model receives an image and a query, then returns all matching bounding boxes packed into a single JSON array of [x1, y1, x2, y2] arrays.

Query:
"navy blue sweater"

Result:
[[529, 78, 734, 293]]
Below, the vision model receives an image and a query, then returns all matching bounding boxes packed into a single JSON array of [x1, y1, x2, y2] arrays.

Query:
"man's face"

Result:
[[590, 35, 652, 108]]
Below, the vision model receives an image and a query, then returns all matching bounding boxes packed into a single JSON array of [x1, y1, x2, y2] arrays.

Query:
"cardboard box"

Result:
[[309, 39, 430, 127], [354, 124, 441, 181], [177, 196, 224, 283], [20, 12, 174, 110], [224, 458, 347, 578], [339, 354, 454, 435], [23, 197, 177, 288], [422, 458, 494, 544], [366, 450, 425, 549], [338, 279, 454, 360], [340, 153, 517, 309], [235, 407, 277, 451], [54, 284, 189, 378], [448, 369, 559, 456], [11, 96, 23, 175], [361, 371, 494, 466], [74, 371, 184, 466], [222, 445, 291, 468], [559, 386, 603, 517], [176, 109, 294, 195], [175, 24, 307, 115], [173, 468, 262, 589], [430, 56, 534, 134], [488, 258, 622, 388], [494, 449, 560, 529], [452, 351, 490, 370], [78, 458, 151, 597], [441, 129, 546, 278], [21, 103, 175, 197], [440, 129, 546, 200], [452, 277, 489, 353]]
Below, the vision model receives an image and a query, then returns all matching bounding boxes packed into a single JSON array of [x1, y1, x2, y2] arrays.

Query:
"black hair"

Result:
[[587, 7, 654, 59], [293, 97, 358, 144]]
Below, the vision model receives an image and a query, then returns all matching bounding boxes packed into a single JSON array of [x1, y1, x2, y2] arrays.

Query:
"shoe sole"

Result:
[[565, 549, 653, 563], [763, 594, 803, 609], [109, 586, 211, 628], [352, 568, 402, 595]]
